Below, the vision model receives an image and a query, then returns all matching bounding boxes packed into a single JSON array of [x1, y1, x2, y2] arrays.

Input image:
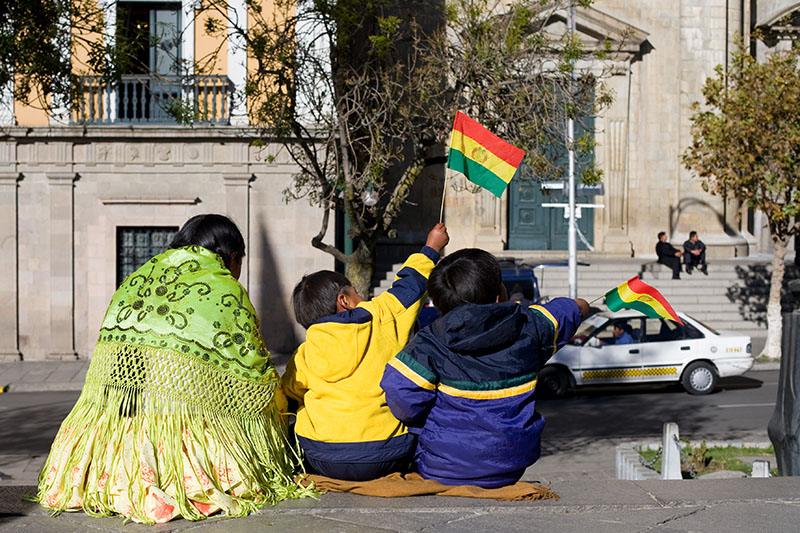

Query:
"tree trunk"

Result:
[[346, 259, 375, 299], [764, 239, 787, 360]]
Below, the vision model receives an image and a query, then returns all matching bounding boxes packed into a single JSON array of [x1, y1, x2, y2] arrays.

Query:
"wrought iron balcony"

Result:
[[74, 75, 235, 125]]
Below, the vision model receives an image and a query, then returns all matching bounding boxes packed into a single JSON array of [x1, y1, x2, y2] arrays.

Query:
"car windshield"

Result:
[[503, 279, 536, 305], [571, 314, 608, 343]]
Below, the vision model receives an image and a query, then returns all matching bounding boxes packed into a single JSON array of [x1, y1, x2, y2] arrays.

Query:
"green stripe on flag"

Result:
[[605, 289, 624, 312], [447, 148, 510, 197], [605, 288, 663, 319]]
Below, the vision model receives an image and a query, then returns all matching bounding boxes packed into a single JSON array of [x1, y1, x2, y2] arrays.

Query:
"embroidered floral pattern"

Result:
[[100, 246, 269, 379]]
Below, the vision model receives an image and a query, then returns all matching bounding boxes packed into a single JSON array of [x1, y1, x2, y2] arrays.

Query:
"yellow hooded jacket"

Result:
[[282, 246, 438, 463]]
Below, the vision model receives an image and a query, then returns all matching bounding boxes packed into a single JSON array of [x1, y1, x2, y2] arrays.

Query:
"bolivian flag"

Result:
[[605, 276, 684, 325], [447, 111, 526, 197]]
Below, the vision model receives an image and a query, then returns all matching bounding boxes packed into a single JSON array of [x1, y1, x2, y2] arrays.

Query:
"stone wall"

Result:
[[0, 127, 333, 361]]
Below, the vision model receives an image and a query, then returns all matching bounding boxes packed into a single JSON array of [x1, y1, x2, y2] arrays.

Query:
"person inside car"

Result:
[[611, 322, 635, 344]]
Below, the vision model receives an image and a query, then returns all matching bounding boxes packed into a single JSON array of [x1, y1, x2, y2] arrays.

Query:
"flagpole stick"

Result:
[[439, 172, 448, 223], [588, 294, 604, 306]]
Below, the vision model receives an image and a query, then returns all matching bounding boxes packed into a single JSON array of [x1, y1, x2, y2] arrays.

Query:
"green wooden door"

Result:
[[508, 181, 595, 250]]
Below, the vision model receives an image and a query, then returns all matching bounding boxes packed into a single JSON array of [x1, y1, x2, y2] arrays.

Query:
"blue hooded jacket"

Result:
[[380, 298, 581, 488]]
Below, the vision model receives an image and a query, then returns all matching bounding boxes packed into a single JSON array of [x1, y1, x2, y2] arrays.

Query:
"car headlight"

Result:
[[746, 343, 752, 354]]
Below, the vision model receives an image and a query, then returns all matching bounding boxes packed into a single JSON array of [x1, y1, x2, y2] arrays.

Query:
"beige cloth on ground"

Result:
[[298, 472, 559, 501]]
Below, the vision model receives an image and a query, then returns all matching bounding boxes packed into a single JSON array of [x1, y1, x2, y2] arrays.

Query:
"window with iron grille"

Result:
[[116, 226, 178, 286]]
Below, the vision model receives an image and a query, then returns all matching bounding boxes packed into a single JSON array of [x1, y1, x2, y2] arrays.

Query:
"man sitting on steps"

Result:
[[656, 231, 682, 280], [683, 231, 708, 275]]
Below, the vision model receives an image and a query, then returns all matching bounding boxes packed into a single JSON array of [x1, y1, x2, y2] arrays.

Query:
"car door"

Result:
[[640, 318, 701, 383], [578, 318, 644, 385]]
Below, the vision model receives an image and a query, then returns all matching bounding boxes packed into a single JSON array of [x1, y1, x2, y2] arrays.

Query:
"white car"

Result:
[[538, 310, 753, 397]]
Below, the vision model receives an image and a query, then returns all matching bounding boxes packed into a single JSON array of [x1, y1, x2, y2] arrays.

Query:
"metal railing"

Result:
[[74, 75, 235, 125]]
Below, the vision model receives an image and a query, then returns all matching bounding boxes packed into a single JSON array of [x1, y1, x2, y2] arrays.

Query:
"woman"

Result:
[[35, 214, 309, 523]]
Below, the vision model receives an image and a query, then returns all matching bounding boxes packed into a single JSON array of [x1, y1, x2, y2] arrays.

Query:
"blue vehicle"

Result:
[[498, 259, 540, 306], [415, 259, 543, 331]]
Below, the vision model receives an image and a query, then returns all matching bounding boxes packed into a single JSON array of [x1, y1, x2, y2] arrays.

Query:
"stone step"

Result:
[[377, 260, 765, 286], [372, 258, 790, 341]]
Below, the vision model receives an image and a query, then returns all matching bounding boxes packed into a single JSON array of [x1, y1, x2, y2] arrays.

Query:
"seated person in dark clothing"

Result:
[[683, 231, 707, 275], [656, 231, 682, 280]]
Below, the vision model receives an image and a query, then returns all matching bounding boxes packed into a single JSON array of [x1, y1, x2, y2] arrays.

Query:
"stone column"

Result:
[[602, 65, 634, 255], [0, 172, 20, 360], [223, 173, 253, 289], [47, 172, 78, 360]]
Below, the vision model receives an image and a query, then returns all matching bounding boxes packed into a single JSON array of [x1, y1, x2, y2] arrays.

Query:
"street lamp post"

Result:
[[567, 2, 577, 298]]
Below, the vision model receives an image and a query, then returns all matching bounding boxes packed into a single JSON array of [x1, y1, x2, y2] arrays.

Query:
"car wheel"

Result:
[[538, 366, 572, 399], [681, 361, 718, 395]]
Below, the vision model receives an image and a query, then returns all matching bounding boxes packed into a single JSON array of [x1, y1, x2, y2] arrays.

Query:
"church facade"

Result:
[[446, 1, 798, 260]]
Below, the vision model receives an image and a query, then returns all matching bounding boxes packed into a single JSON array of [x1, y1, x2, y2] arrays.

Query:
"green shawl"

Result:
[[35, 246, 310, 520]]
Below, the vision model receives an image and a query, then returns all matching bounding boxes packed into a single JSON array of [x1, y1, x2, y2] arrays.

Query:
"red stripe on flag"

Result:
[[626, 276, 683, 324], [452, 112, 525, 168]]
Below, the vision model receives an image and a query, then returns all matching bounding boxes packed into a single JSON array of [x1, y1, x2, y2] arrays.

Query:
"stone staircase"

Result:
[[375, 256, 800, 347]]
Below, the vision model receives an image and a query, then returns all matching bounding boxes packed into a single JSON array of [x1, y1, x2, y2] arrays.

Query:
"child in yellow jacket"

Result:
[[282, 223, 449, 481]]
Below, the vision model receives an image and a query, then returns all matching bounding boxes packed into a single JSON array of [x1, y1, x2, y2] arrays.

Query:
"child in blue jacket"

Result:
[[380, 248, 589, 488]]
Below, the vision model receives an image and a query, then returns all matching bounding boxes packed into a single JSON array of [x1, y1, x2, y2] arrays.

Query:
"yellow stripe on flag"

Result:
[[616, 283, 674, 321], [450, 129, 519, 184]]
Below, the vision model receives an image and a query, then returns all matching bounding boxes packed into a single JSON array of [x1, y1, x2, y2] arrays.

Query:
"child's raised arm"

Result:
[[368, 223, 449, 340]]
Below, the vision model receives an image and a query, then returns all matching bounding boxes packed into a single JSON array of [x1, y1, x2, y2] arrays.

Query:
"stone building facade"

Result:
[[2, 1, 799, 361], [446, 0, 798, 260], [0, 129, 332, 360]]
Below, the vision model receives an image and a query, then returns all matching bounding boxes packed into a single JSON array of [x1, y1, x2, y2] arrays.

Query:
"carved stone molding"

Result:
[[99, 197, 200, 205]]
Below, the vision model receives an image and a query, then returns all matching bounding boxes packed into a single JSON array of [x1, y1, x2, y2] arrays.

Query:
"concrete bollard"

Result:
[[661, 422, 682, 480], [752, 460, 771, 478], [768, 279, 800, 476]]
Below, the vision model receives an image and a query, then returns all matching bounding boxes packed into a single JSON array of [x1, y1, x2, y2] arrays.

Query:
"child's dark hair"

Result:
[[292, 270, 352, 329], [428, 248, 502, 315], [169, 214, 245, 267]]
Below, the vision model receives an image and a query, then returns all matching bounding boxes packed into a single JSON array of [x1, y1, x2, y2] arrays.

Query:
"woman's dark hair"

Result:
[[169, 214, 245, 267], [292, 270, 352, 329], [428, 248, 502, 316]]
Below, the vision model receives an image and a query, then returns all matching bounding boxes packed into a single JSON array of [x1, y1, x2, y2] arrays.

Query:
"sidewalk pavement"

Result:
[[1, 360, 794, 532], [3, 477, 800, 532]]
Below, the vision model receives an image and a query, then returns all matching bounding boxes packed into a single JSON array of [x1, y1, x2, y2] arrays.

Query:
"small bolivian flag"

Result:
[[605, 276, 684, 325], [447, 111, 526, 197]]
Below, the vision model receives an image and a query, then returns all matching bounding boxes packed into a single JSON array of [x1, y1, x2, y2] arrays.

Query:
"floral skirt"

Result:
[[39, 415, 297, 523]]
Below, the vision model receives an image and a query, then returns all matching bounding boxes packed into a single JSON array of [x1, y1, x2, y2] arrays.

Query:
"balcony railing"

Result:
[[75, 75, 235, 125]]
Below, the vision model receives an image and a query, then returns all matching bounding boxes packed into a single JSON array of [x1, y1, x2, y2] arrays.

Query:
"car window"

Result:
[[644, 318, 704, 342], [569, 314, 607, 345], [684, 322, 704, 339], [571, 317, 643, 346], [503, 279, 536, 306]]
